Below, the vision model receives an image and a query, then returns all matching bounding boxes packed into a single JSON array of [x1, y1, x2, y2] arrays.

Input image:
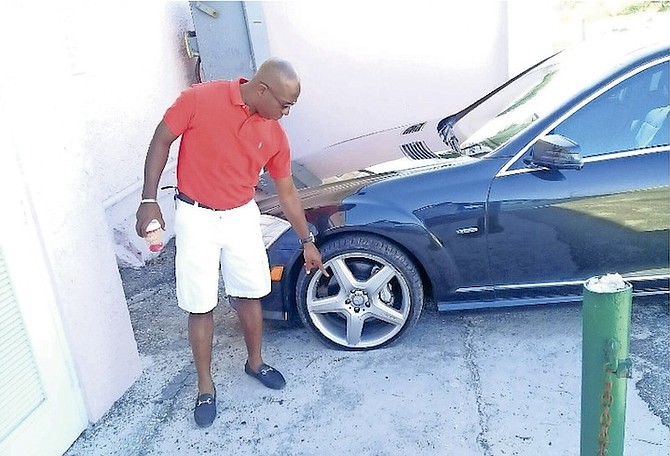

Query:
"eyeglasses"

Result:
[[261, 81, 295, 110]]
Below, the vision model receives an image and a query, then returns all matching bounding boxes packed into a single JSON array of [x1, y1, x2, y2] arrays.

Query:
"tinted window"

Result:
[[552, 61, 669, 157], [453, 41, 668, 157]]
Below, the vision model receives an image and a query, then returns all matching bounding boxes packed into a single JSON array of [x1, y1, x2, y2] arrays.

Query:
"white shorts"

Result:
[[174, 198, 271, 314]]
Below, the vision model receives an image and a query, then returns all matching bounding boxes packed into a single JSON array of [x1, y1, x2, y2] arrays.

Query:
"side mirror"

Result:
[[525, 134, 584, 170]]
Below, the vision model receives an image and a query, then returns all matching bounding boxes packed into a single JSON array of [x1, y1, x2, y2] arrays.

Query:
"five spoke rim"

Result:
[[305, 252, 412, 348]]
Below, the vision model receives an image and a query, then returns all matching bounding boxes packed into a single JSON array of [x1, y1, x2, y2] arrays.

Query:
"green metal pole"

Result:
[[580, 274, 633, 456]]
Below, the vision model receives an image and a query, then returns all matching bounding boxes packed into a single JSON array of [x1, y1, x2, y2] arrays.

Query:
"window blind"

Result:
[[0, 249, 45, 442]]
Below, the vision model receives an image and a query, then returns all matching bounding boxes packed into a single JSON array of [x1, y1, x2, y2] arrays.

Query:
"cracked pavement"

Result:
[[64, 240, 669, 455]]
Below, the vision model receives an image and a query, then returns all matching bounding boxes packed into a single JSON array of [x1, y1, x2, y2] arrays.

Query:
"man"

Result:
[[135, 58, 326, 428]]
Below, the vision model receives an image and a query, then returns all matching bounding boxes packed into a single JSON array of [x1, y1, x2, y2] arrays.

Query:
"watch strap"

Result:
[[299, 232, 315, 245]]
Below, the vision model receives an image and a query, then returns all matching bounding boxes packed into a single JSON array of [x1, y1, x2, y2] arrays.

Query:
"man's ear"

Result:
[[258, 82, 269, 96]]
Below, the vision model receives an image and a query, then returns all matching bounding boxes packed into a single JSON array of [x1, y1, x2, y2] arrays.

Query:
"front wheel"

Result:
[[295, 235, 424, 350]]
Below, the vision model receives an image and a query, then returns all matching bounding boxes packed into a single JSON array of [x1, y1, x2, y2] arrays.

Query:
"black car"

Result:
[[256, 34, 670, 350]]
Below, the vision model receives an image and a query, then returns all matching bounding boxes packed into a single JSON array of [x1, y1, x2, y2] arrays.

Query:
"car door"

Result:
[[486, 59, 669, 298]]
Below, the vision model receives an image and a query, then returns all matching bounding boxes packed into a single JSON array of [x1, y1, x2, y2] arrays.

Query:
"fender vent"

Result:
[[402, 122, 426, 135], [400, 141, 439, 160]]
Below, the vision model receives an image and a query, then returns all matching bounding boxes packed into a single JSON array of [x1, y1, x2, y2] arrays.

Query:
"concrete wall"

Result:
[[262, 1, 509, 160], [0, 1, 193, 422], [96, 2, 196, 268]]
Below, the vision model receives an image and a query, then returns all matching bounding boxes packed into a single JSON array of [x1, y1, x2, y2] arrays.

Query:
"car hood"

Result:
[[256, 118, 466, 199]]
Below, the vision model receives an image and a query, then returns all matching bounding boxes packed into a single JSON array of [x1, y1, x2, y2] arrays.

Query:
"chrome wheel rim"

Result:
[[305, 251, 412, 348]]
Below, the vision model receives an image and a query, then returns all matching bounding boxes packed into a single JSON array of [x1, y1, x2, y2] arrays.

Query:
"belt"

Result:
[[175, 192, 222, 211]]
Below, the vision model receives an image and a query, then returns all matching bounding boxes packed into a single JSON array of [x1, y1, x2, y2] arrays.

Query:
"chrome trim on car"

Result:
[[583, 144, 670, 162], [498, 145, 670, 177], [454, 273, 670, 294], [400, 141, 439, 160], [456, 227, 479, 235], [495, 56, 670, 179], [439, 295, 584, 311], [402, 122, 426, 135], [444, 274, 669, 311]]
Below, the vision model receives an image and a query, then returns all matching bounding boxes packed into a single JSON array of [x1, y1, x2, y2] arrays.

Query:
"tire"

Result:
[[295, 234, 424, 350]]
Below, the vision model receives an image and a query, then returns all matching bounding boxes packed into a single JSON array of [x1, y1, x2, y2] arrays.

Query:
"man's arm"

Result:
[[135, 120, 179, 237], [273, 176, 328, 276]]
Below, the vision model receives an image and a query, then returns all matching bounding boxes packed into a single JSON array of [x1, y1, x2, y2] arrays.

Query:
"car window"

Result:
[[550, 60, 669, 157], [452, 41, 661, 157]]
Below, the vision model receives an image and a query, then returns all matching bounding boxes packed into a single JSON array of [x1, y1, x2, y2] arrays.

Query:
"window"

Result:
[[551, 61, 669, 157]]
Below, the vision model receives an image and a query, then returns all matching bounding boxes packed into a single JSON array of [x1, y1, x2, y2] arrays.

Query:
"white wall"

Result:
[[90, 2, 195, 267], [262, 1, 510, 159], [0, 1, 194, 423], [507, 1, 560, 76]]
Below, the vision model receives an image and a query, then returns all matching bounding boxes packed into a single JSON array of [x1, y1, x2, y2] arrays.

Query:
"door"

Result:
[[487, 59, 670, 292], [189, 1, 270, 81], [0, 155, 87, 456]]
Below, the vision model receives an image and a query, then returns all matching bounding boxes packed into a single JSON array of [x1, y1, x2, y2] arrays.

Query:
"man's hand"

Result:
[[303, 242, 329, 277], [135, 121, 177, 237], [135, 203, 164, 237], [273, 176, 329, 277]]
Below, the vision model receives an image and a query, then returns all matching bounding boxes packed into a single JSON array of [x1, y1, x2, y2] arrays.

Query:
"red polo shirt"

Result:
[[163, 79, 291, 210]]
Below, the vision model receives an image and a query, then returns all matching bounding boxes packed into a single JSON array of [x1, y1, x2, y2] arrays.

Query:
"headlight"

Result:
[[260, 214, 291, 248]]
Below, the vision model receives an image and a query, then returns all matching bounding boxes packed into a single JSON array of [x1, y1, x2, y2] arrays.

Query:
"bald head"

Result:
[[242, 58, 301, 119], [254, 58, 300, 88]]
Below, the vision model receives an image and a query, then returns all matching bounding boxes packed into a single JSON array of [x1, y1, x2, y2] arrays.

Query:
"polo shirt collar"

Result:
[[230, 78, 248, 107]]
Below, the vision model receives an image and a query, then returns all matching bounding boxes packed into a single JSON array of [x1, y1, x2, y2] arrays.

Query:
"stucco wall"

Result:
[[262, 2, 510, 160], [58, 1, 195, 421], [94, 2, 196, 268], [0, 1, 194, 423]]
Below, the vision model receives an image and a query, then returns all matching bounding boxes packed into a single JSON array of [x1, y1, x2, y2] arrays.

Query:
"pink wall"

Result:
[[262, 2, 510, 159], [0, 2, 194, 422]]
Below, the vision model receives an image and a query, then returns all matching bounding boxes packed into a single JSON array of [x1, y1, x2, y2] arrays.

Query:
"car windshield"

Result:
[[452, 64, 557, 156], [449, 40, 644, 156]]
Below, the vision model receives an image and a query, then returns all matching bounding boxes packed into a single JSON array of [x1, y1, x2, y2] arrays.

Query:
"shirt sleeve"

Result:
[[163, 85, 197, 136], [265, 127, 292, 179]]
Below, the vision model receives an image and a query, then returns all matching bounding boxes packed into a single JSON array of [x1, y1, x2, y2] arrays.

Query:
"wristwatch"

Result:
[[299, 232, 315, 245]]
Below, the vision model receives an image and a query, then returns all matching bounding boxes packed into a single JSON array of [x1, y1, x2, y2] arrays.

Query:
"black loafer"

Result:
[[245, 361, 286, 390], [194, 389, 216, 428]]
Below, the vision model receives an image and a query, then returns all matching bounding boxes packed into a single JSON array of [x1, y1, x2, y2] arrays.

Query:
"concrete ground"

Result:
[[64, 240, 669, 456]]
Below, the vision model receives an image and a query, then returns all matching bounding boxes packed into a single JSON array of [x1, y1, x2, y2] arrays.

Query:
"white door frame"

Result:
[[0, 151, 87, 456]]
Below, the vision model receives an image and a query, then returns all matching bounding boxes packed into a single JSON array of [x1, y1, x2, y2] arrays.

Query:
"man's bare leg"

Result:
[[189, 311, 215, 394], [233, 297, 286, 389], [232, 298, 264, 371]]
